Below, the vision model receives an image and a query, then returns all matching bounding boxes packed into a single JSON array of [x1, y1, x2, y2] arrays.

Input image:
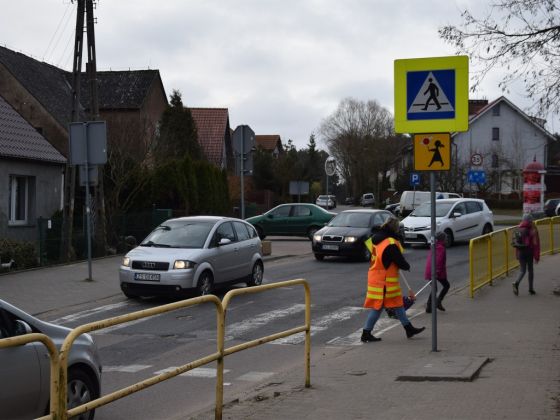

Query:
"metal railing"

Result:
[[15, 278, 310, 420], [469, 216, 560, 297]]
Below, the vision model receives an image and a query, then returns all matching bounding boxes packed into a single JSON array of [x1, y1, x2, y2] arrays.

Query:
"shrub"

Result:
[[0, 238, 38, 271]]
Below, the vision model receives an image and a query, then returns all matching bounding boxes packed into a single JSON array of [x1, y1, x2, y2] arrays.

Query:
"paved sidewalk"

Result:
[[195, 254, 560, 420]]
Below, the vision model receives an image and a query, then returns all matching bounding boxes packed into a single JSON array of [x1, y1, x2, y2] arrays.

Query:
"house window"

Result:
[[492, 127, 500, 141], [491, 154, 499, 168], [8, 175, 32, 225], [492, 104, 500, 116]]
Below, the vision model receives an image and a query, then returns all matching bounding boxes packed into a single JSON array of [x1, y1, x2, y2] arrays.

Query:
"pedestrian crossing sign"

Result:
[[413, 133, 451, 171], [394, 56, 469, 133]]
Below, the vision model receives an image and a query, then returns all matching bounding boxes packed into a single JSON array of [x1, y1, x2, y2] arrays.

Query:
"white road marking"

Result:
[[225, 304, 306, 340], [153, 367, 230, 378], [104, 365, 152, 373], [50, 302, 131, 324], [327, 308, 424, 346], [92, 313, 165, 335], [272, 306, 363, 345], [236, 371, 275, 382]]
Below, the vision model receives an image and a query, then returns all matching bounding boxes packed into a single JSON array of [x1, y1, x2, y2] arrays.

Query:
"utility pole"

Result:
[[85, 0, 107, 256], [61, 0, 85, 261]]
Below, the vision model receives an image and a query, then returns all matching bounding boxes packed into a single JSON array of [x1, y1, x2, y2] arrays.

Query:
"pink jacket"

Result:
[[516, 220, 540, 262], [424, 239, 447, 280]]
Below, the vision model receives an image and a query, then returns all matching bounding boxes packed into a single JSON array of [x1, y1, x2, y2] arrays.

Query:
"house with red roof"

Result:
[[255, 134, 284, 158], [189, 107, 234, 170]]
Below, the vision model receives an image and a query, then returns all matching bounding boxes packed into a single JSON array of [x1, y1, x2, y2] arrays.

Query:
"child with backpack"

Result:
[[512, 213, 540, 296], [424, 231, 450, 312]]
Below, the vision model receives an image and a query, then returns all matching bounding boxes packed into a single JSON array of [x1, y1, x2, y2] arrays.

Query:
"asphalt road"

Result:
[[32, 240, 469, 419]]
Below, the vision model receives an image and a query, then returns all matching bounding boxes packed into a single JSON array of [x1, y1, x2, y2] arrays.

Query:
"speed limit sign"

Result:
[[325, 157, 336, 176], [470, 153, 483, 166]]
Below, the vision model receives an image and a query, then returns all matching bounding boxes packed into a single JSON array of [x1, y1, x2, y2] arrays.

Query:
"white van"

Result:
[[399, 191, 461, 217]]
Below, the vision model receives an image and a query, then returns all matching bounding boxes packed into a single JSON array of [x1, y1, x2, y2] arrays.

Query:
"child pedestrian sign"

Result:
[[413, 133, 451, 171], [394, 56, 469, 133]]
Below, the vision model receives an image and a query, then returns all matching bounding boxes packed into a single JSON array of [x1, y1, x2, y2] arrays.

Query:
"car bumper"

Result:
[[312, 241, 365, 257], [403, 230, 429, 245], [119, 267, 197, 292]]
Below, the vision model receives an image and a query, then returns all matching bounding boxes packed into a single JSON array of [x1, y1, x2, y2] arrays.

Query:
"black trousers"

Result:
[[427, 277, 450, 305]]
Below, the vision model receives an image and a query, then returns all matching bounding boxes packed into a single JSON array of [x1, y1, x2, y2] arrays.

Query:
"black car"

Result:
[[544, 198, 560, 217], [312, 209, 394, 261]]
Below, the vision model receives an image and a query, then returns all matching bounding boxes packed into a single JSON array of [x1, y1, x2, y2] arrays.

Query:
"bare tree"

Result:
[[439, 0, 560, 115], [319, 98, 400, 204]]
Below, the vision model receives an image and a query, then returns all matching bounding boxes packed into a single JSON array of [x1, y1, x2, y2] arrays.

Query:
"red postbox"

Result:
[[523, 158, 546, 214]]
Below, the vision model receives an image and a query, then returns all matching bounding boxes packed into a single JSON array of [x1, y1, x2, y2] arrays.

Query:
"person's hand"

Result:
[[408, 289, 416, 300]]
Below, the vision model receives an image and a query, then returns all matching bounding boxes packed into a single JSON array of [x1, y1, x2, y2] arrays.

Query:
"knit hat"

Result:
[[522, 213, 533, 222]]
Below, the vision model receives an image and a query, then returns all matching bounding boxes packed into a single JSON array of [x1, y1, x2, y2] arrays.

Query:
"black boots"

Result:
[[404, 323, 425, 338], [361, 329, 381, 342]]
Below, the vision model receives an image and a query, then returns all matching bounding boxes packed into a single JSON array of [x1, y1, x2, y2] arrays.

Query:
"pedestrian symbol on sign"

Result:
[[413, 134, 450, 171], [407, 70, 455, 120]]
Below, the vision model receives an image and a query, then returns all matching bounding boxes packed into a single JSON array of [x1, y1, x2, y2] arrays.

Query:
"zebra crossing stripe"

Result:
[[272, 306, 363, 345], [50, 302, 131, 324], [225, 303, 306, 340], [153, 367, 230, 378], [104, 365, 152, 373]]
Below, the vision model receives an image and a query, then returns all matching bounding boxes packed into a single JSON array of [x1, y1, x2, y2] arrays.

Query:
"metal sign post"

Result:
[[325, 157, 336, 195], [69, 121, 107, 281], [429, 172, 437, 351]]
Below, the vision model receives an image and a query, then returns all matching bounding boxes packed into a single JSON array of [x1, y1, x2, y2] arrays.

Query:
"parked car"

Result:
[[246, 203, 335, 240], [315, 195, 336, 209], [360, 193, 375, 207], [328, 195, 337, 208], [0, 299, 102, 420], [399, 191, 462, 217], [401, 198, 494, 247], [119, 216, 263, 298], [344, 197, 355, 205], [544, 198, 560, 217], [312, 209, 394, 261]]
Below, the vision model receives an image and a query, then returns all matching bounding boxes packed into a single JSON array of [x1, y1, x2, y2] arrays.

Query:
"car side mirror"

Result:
[[453, 212, 462, 218], [267, 214, 274, 219], [218, 238, 232, 246], [14, 320, 32, 336]]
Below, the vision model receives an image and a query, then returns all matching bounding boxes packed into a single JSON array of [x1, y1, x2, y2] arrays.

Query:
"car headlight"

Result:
[[344, 236, 357, 243], [173, 260, 196, 269], [122, 256, 130, 267], [313, 234, 322, 242]]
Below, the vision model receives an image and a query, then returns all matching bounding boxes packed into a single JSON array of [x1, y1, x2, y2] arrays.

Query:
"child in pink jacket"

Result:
[[424, 231, 450, 313]]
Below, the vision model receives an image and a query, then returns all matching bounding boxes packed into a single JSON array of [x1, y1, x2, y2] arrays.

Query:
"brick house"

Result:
[[189, 107, 234, 171]]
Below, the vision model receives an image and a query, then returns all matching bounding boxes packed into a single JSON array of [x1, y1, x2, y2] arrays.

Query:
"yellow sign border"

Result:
[[394, 55, 469, 133], [413, 133, 451, 171]]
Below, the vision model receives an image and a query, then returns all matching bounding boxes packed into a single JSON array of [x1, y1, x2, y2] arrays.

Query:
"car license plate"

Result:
[[405, 232, 417, 239], [322, 244, 339, 251], [134, 273, 160, 282]]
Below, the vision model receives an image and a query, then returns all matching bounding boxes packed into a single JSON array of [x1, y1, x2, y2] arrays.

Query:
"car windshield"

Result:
[[410, 202, 453, 217], [317, 195, 328, 200], [140, 220, 215, 248], [328, 212, 372, 228]]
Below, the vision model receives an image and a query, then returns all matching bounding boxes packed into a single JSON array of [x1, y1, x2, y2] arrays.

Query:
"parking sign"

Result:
[[410, 172, 421, 187]]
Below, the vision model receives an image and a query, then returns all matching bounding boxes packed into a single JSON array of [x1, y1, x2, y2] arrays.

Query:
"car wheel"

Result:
[[197, 271, 214, 296], [122, 290, 139, 299], [482, 224, 493, 235], [246, 261, 264, 287], [314, 253, 324, 261], [67, 367, 98, 420], [444, 229, 454, 247], [307, 226, 319, 240], [255, 226, 266, 240]]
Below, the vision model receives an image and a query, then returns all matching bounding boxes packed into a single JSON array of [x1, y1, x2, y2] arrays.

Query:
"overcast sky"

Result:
[[2, 0, 556, 150]]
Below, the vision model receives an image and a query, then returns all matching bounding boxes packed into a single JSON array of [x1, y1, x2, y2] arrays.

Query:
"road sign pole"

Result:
[[84, 125, 93, 281], [430, 171, 438, 351], [240, 126, 245, 219]]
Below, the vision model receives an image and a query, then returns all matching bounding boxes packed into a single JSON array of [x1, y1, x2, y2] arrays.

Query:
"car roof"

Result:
[[340, 209, 390, 214], [432, 198, 485, 204], [164, 216, 237, 224]]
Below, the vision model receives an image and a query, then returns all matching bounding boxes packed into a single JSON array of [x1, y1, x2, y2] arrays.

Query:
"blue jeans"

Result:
[[364, 306, 410, 331]]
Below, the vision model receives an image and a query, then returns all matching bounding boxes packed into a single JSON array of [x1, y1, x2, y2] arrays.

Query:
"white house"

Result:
[[452, 97, 555, 196]]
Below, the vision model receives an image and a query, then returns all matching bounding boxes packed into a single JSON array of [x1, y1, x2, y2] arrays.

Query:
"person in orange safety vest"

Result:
[[361, 216, 425, 342]]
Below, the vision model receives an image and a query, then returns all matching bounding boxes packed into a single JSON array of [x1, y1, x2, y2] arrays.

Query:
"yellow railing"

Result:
[[469, 216, 560, 297], [11, 279, 310, 420]]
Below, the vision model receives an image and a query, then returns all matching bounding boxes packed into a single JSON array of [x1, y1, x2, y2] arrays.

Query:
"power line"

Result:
[[42, 2, 73, 61]]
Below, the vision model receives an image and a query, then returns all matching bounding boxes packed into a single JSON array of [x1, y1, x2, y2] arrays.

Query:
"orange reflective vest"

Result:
[[363, 237, 404, 310]]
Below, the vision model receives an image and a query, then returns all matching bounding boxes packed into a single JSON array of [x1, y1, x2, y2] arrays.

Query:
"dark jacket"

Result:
[[371, 227, 410, 271]]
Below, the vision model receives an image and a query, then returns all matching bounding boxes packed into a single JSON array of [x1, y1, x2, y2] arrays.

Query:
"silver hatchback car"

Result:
[[119, 216, 264, 297], [0, 299, 102, 420]]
